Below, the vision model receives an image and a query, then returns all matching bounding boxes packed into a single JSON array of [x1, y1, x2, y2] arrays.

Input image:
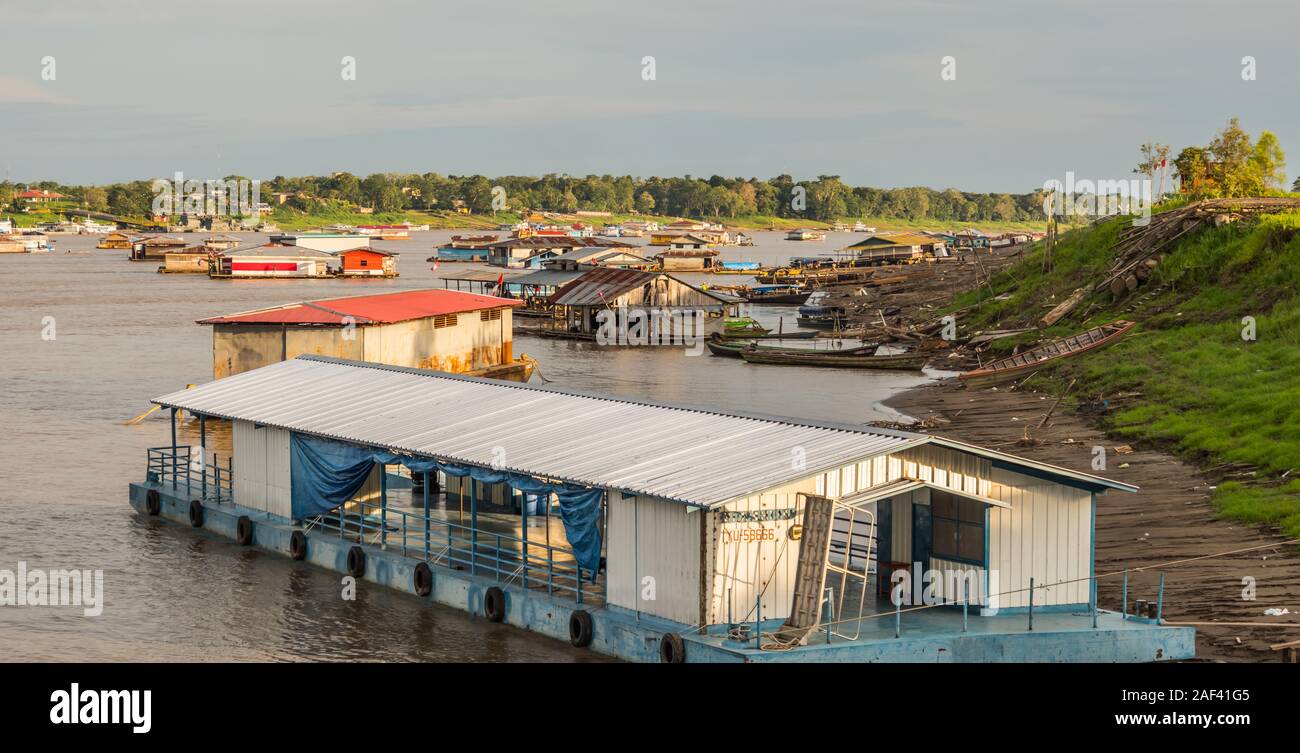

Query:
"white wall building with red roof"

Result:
[[198, 288, 525, 380]]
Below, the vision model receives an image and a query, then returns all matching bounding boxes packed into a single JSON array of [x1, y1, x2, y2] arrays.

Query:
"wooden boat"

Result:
[[740, 285, 810, 305], [739, 348, 928, 370], [705, 334, 878, 359], [721, 317, 770, 338], [958, 320, 1136, 388]]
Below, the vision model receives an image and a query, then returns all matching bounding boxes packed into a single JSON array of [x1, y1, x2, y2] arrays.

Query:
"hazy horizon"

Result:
[[2, 0, 1296, 191]]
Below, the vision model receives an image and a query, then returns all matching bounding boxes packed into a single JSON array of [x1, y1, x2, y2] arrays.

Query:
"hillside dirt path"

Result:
[[886, 380, 1300, 662]]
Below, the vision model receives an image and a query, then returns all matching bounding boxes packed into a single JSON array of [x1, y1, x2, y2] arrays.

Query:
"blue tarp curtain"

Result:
[[289, 433, 604, 575]]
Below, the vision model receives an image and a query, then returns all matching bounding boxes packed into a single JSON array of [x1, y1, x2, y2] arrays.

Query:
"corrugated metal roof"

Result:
[[151, 357, 928, 508], [508, 268, 590, 287], [550, 268, 733, 307], [197, 289, 521, 326], [550, 268, 660, 306]]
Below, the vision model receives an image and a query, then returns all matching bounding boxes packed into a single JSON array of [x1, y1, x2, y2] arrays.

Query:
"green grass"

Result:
[[955, 208, 1300, 539]]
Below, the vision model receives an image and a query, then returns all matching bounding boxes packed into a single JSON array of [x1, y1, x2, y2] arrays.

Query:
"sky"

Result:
[[0, 0, 1296, 192]]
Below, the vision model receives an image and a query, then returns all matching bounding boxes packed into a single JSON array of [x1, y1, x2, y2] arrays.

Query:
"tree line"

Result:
[[3, 174, 1053, 223]]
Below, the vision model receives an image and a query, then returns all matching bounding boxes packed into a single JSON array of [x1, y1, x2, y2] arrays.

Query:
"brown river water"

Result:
[[0, 230, 942, 661]]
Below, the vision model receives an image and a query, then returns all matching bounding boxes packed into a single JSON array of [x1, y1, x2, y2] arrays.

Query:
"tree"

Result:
[[1208, 118, 1256, 197], [1250, 131, 1286, 192], [1173, 146, 1210, 195], [635, 191, 655, 213], [1134, 142, 1172, 197]]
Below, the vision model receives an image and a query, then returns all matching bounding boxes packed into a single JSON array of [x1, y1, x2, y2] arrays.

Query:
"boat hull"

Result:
[[739, 349, 927, 370], [958, 320, 1136, 388]]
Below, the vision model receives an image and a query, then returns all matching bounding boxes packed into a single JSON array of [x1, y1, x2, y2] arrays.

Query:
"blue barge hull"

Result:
[[128, 481, 1196, 663]]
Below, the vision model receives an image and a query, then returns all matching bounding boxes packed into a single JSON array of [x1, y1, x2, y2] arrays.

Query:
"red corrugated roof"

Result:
[[198, 289, 520, 326]]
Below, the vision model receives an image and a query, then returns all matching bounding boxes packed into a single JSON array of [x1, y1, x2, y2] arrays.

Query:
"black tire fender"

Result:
[[290, 530, 307, 561], [145, 489, 161, 516], [569, 609, 594, 647], [236, 516, 253, 546], [188, 499, 204, 528], [346, 545, 366, 578], [484, 586, 506, 622], [660, 632, 685, 663], [413, 562, 433, 596]]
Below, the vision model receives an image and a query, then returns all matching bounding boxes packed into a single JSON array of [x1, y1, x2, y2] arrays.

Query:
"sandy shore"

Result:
[[886, 379, 1300, 662]]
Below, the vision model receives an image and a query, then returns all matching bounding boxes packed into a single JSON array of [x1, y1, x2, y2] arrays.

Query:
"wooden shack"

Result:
[[198, 288, 529, 380]]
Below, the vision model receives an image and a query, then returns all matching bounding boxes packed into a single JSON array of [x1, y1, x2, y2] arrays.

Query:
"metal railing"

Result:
[[147, 446, 234, 505], [305, 497, 602, 605]]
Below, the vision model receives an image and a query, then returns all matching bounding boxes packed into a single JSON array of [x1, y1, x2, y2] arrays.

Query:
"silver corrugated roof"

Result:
[[152, 357, 927, 508]]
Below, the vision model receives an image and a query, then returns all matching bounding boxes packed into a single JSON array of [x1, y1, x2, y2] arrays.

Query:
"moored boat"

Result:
[[738, 348, 928, 370], [705, 333, 878, 359], [958, 320, 1136, 388], [740, 284, 811, 304], [431, 234, 498, 262]]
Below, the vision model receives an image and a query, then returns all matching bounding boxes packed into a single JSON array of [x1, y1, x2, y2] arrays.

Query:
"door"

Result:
[[911, 502, 932, 570]]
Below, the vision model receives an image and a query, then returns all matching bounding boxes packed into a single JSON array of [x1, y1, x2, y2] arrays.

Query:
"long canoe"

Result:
[[706, 337, 880, 359], [958, 320, 1135, 388], [739, 348, 928, 370]]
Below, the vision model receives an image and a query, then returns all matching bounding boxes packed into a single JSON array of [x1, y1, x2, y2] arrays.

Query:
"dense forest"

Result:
[[2, 173, 1052, 224], [3, 120, 1289, 224]]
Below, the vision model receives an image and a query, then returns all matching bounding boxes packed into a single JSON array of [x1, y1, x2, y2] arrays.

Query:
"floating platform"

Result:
[[127, 479, 1194, 663]]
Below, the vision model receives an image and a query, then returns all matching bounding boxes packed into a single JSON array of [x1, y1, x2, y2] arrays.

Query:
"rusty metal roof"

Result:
[[198, 289, 520, 326]]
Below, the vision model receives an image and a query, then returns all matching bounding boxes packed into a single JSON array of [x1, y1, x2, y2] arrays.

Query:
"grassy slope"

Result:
[[951, 209, 1300, 539]]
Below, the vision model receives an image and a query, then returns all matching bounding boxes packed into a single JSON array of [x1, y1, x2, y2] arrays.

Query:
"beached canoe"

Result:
[[738, 348, 928, 370], [958, 320, 1136, 388]]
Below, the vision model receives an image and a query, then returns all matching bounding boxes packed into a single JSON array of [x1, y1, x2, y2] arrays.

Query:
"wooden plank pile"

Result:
[[1096, 197, 1300, 298]]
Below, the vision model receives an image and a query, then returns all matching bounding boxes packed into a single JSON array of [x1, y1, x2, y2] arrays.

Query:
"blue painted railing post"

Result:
[[423, 472, 430, 562], [754, 596, 762, 650], [823, 587, 833, 645], [520, 487, 529, 586], [1091, 576, 1098, 629], [495, 534, 502, 581], [1156, 572, 1165, 623], [962, 580, 968, 633], [214, 460, 221, 504], [1122, 569, 1129, 621], [380, 466, 388, 549], [469, 479, 478, 575], [199, 415, 207, 499], [894, 595, 901, 639], [169, 408, 177, 490], [1028, 577, 1035, 631]]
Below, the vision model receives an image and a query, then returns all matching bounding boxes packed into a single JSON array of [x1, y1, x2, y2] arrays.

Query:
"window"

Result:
[[359, 258, 368, 267], [930, 489, 985, 565], [433, 314, 458, 328], [480, 309, 501, 321]]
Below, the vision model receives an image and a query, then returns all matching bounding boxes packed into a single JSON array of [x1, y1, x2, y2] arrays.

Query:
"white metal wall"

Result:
[[711, 491, 806, 625], [985, 467, 1093, 610], [232, 420, 292, 520], [606, 493, 702, 626]]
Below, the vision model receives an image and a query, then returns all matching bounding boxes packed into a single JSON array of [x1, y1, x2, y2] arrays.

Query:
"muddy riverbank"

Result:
[[886, 379, 1300, 662]]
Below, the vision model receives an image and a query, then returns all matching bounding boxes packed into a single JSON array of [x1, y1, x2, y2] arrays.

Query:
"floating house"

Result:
[[129, 235, 188, 261], [432, 235, 498, 262], [198, 288, 527, 380], [847, 233, 948, 263], [160, 245, 220, 274], [212, 243, 335, 278], [530, 246, 650, 270], [357, 225, 411, 241], [486, 236, 636, 269], [547, 267, 735, 337], [337, 247, 398, 277], [786, 228, 827, 241], [202, 234, 244, 251], [268, 232, 371, 253], [654, 246, 720, 271], [131, 356, 1194, 663]]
